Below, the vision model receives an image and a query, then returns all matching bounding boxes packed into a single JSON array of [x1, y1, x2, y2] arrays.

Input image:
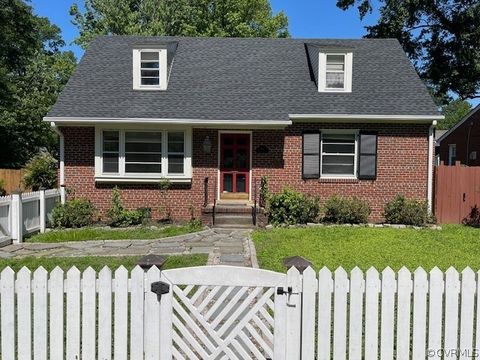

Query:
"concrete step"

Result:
[[203, 204, 254, 214], [214, 214, 253, 226], [213, 223, 253, 229]]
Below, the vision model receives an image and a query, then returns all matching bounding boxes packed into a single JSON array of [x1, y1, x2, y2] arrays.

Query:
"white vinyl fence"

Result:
[[0, 188, 60, 244], [0, 265, 479, 359]]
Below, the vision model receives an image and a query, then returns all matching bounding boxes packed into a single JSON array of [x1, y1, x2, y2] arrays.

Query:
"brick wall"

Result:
[[252, 123, 429, 221], [61, 123, 429, 222], [438, 109, 480, 166]]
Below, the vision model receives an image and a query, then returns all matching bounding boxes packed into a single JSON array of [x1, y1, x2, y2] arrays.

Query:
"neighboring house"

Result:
[[44, 36, 442, 223], [437, 105, 480, 166]]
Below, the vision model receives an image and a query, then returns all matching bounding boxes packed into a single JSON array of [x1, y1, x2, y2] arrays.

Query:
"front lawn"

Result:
[[0, 254, 208, 272], [27, 224, 201, 243], [252, 225, 480, 272]]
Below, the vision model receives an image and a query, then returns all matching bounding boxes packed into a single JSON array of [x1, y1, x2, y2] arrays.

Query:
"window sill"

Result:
[[95, 176, 191, 184], [132, 87, 166, 91], [318, 177, 359, 184]]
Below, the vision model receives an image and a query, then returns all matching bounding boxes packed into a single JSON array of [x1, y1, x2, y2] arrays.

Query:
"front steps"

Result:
[[202, 202, 256, 228]]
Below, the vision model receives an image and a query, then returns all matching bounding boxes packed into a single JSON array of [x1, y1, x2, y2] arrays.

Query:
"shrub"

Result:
[[0, 179, 6, 196], [51, 199, 96, 228], [107, 187, 150, 227], [23, 153, 57, 190], [463, 205, 480, 227], [259, 176, 269, 208], [267, 188, 320, 225], [323, 196, 371, 224], [158, 178, 172, 221], [384, 194, 429, 226]]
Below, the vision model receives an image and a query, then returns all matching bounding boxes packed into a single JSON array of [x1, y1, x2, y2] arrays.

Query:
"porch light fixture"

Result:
[[203, 136, 212, 154]]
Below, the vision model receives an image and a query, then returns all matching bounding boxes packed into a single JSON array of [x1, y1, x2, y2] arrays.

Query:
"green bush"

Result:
[[384, 195, 429, 226], [23, 153, 57, 190], [107, 187, 150, 227], [267, 188, 320, 225], [462, 205, 480, 227], [323, 196, 371, 224], [51, 199, 96, 228], [0, 179, 6, 196], [259, 176, 269, 208]]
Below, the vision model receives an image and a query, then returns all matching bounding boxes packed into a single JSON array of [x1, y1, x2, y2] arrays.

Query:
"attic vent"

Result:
[[318, 51, 353, 93], [133, 49, 168, 90]]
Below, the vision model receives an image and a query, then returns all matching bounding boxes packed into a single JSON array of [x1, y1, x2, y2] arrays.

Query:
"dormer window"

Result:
[[133, 48, 168, 90], [326, 55, 345, 89], [318, 51, 353, 93]]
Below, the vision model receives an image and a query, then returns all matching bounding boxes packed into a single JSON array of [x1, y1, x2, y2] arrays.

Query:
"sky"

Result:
[[30, 0, 379, 60]]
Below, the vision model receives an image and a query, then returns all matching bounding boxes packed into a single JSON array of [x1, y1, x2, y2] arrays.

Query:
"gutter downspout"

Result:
[[427, 120, 437, 214], [51, 122, 66, 204]]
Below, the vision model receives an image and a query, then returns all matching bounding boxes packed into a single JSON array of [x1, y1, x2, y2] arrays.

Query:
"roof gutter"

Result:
[[44, 117, 292, 128], [289, 114, 444, 123]]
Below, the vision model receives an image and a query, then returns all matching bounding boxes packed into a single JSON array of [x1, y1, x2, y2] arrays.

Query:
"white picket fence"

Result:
[[0, 188, 60, 244], [0, 265, 479, 359]]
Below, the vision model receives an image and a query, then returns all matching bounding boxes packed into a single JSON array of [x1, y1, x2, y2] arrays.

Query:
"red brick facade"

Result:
[[61, 123, 429, 222], [438, 108, 480, 166]]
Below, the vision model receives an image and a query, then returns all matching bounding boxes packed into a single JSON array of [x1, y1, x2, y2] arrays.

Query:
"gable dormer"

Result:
[[132, 42, 177, 91], [306, 43, 353, 93]]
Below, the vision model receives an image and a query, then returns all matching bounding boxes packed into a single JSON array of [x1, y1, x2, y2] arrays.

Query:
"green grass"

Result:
[[0, 254, 208, 272], [27, 224, 201, 243], [252, 224, 480, 272]]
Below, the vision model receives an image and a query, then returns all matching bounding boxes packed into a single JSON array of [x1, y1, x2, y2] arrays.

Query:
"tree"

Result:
[[70, 0, 289, 49], [336, 0, 480, 102], [0, 0, 76, 168], [0, 0, 43, 106], [437, 99, 472, 130], [0, 51, 76, 167]]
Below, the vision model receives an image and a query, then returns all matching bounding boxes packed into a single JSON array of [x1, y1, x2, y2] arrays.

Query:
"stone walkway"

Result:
[[0, 228, 255, 267]]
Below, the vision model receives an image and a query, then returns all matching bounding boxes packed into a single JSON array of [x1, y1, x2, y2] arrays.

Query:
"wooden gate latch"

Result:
[[151, 281, 170, 301]]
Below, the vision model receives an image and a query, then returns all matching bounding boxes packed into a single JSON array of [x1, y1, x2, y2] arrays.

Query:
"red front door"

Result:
[[220, 133, 250, 200]]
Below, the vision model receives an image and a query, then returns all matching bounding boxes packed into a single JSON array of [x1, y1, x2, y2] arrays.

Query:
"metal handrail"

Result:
[[203, 177, 209, 207], [212, 177, 216, 226], [252, 177, 258, 226]]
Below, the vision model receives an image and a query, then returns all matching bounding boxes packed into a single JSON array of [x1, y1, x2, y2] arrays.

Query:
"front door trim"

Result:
[[217, 130, 252, 201]]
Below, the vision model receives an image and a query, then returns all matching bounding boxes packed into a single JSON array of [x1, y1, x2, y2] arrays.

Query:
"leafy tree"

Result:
[[23, 153, 58, 190], [438, 99, 472, 130], [0, 0, 41, 105], [70, 0, 289, 49], [0, 0, 76, 168], [336, 0, 480, 102]]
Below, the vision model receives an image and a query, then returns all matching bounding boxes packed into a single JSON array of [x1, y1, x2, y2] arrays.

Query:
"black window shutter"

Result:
[[302, 132, 320, 179], [358, 132, 378, 180]]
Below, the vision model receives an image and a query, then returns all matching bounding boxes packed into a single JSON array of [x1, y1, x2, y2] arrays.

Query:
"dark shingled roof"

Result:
[[47, 36, 440, 121]]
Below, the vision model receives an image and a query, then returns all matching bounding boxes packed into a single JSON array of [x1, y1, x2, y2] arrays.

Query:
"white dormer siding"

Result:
[[132, 49, 168, 90], [318, 51, 353, 93]]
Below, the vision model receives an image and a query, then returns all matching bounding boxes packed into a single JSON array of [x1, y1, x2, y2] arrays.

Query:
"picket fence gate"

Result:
[[0, 265, 479, 360]]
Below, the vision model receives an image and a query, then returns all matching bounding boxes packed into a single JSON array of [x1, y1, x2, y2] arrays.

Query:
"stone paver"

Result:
[[0, 228, 255, 267]]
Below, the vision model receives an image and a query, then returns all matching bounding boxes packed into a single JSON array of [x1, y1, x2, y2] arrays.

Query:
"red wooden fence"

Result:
[[434, 163, 480, 223]]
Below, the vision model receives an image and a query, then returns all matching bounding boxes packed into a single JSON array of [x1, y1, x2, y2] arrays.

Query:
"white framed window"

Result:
[[448, 144, 457, 165], [124, 131, 162, 174], [102, 131, 120, 173], [95, 127, 192, 182], [318, 51, 353, 92], [321, 131, 358, 178], [132, 49, 168, 90], [167, 132, 185, 174]]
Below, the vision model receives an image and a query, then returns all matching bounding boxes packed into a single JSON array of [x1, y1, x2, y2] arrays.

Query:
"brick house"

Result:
[[44, 36, 442, 224], [437, 105, 480, 166]]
